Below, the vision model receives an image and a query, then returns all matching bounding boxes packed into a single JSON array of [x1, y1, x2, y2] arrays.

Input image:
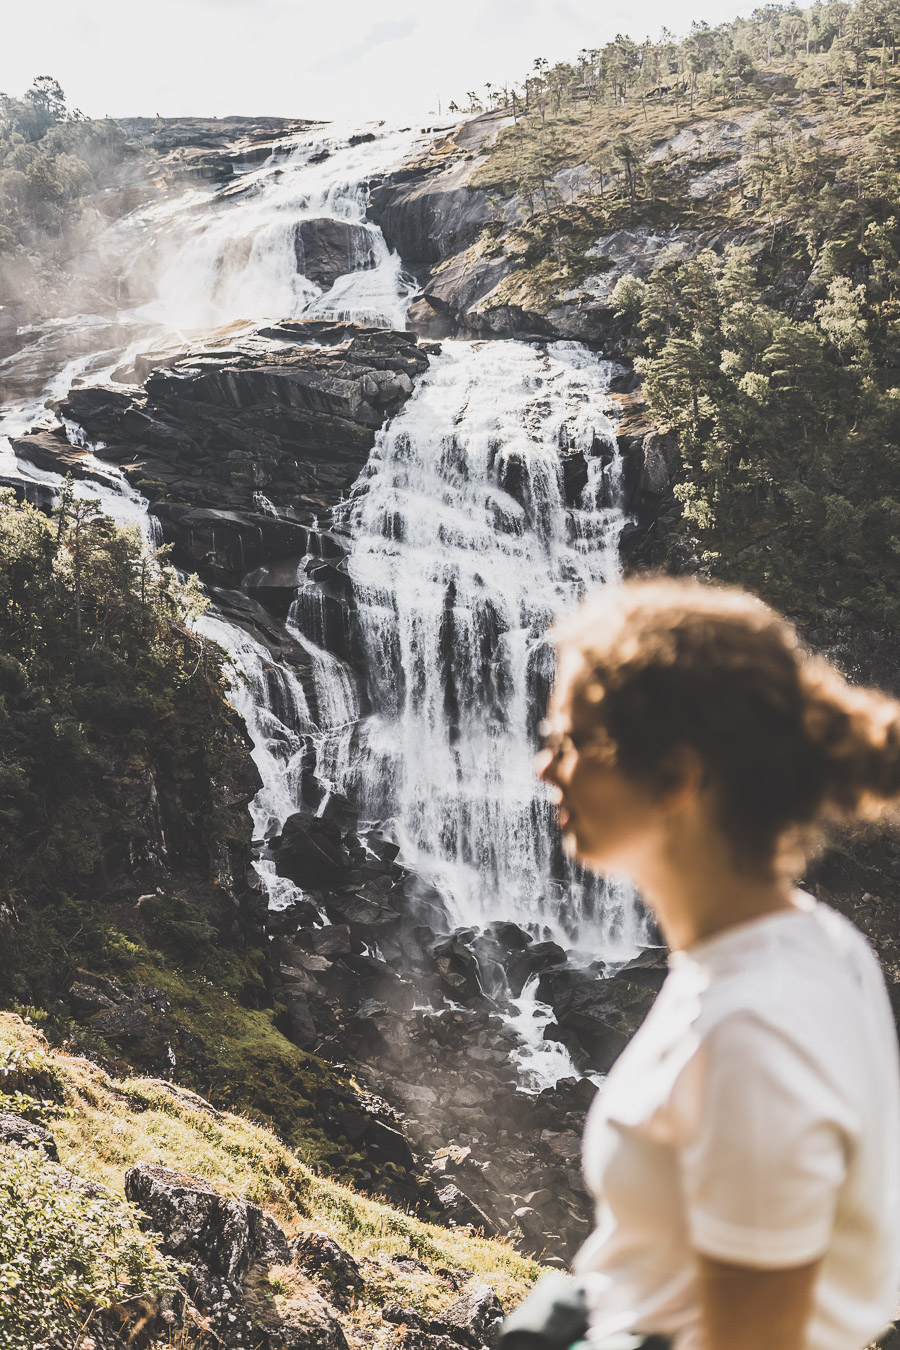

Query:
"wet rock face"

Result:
[[11, 322, 430, 601], [294, 219, 377, 288], [117, 116, 319, 185], [366, 112, 510, 273], [260, 796, 663, 1261], [368, 162, 493, 273]]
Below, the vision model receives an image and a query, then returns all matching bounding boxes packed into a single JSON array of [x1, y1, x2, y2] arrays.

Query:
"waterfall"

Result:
[[193, 614, 329, 913], [340, 337, 642, 953], [0, 115, 650, 1092], [140, 124, 430, 332]]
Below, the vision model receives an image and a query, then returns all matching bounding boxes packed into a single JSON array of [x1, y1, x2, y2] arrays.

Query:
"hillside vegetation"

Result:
[[0, 488, 417, 1192], [470, 0, 900, 627], [0, 1012, 538, 1348]]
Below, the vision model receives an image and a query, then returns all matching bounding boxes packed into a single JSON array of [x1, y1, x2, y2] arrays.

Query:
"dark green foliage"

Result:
[[0, 492, 393, 1186], [0, 76, 129, 249], [0, 1145, 174, 1350], [614, 237, 900, 621], [473, 0, 900, 625], [0, 487, 255, 1004]]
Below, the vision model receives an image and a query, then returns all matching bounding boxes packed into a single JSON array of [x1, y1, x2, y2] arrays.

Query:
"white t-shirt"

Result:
[[573, 899, 900, 1350]]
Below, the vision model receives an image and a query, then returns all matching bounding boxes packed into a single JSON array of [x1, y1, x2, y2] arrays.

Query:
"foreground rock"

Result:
[[126, 1162, 349, 1349]]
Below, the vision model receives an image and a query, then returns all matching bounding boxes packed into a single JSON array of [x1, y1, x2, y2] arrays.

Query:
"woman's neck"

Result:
[[632, 818, 799, 952]]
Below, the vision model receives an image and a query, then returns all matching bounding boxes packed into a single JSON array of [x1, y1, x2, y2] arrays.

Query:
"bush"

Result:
[[0, 1145, 174, 1350]]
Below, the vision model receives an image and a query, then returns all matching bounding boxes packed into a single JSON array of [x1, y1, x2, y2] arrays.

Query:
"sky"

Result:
[[5, 0, 755, 126]]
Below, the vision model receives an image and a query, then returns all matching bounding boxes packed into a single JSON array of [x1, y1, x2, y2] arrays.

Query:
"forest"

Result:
[[0, 76, 132, 253], [467, 0, 900, 626]]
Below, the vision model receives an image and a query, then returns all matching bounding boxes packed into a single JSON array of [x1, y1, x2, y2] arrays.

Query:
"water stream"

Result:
[[0, 118, 646, 1089]]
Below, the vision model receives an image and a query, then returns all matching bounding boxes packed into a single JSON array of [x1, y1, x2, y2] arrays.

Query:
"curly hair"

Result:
[[552, 577, 900, 871]]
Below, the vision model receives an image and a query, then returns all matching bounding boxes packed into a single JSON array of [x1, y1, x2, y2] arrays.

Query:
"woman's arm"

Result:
[[697, 1253, 822, 1350]]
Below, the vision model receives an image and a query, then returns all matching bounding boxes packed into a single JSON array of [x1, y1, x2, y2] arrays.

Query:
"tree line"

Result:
[[0, 76, 130, 254]]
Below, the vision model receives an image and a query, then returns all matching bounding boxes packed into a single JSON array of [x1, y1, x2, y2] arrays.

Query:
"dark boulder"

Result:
[[506, 941, 566, 998], [432, 936, 484, 1002], [433, 1283, 505, 1348], [484, 920, 532, 952], [294, 218, 376, 288], [68, 969, 128, 1016], [292, 1230, 364, 1306], [539, 968, 655, 1073], [616, 946, 669, 991], [434, 1183, 498, 1236], [87, 1002, 155, 1041], [0, 1112, 59, 1160], [124, 1161, 290, 1281], [271, 814, 352, 889]]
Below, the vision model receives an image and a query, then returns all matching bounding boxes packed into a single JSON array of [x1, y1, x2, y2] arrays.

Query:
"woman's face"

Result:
[[536, 660, 664, 876]]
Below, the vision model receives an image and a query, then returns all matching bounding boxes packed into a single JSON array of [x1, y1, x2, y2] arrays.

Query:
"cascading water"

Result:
[[0, 116, 649, 1090], [339, 338, 643, 955], [140, 124, 431, 332]]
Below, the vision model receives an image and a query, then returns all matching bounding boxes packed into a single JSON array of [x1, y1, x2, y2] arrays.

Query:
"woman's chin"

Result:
[[561, 828, 586, 861]]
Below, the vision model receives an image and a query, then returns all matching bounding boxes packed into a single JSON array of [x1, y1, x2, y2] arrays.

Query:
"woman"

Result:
[[531, 577, 900, 1350]]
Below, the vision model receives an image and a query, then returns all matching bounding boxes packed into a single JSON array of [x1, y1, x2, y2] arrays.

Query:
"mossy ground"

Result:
[[5, 895, 394, 1187], [0, 1012, 540, 1347]]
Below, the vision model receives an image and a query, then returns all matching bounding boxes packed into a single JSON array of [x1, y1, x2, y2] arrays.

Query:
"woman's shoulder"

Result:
[[691, 900, 896, 1073]]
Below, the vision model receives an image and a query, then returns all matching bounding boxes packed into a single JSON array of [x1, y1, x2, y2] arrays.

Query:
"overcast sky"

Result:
[[6, 0, 753, 126]]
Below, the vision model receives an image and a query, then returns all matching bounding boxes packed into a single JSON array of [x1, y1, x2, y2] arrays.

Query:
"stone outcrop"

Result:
[[121, 1156, 511, 1349], [10, 321, 432, 658], [294, 219, 376, 287], [125, 1162, 349, 1349], [0, 1111, 59, 1160], [117, 116, 319, 184], [368, 112, 511, 275], [125, 1162, 291, 1281]]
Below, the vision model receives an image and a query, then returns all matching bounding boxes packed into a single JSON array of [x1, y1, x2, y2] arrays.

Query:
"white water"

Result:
[[0, 116, 647, 1090], [340, 338, 643, 954], [509, 976, 584, 1093], [136, 123, 433, 332]]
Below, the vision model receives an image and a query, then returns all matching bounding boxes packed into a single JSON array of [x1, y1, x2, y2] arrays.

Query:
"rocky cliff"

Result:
[[8, 315, 655, 1263]]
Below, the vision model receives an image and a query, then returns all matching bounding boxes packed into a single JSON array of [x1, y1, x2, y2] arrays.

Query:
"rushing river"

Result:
[[0, 118, 645, 1087]]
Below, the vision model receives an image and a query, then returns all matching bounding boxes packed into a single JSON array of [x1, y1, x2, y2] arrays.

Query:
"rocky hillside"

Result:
[[0, 1011, 537, 1349], [6, 319, 657, 1269], [371, 11, 900, 635], [4, 24, 900, 1345]]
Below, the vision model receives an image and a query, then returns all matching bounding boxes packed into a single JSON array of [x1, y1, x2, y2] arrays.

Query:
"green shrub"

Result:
[[0, 1145, 174, 1349]]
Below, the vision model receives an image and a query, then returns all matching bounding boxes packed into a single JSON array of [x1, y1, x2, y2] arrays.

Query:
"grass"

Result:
[[5, 890, 426, 1194], [0, 1011, 541, 1346]]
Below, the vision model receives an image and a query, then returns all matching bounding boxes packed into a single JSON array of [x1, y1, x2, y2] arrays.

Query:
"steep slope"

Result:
[[0, 1010, 538, 1349], [370, 19, 900, 634]]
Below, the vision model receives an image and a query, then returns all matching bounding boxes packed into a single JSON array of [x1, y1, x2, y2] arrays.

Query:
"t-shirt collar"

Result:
[[667, 894, 818, 972]]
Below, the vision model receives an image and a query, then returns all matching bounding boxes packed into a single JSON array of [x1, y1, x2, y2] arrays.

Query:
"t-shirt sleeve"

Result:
[[670, 1011, 854, 1268]]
